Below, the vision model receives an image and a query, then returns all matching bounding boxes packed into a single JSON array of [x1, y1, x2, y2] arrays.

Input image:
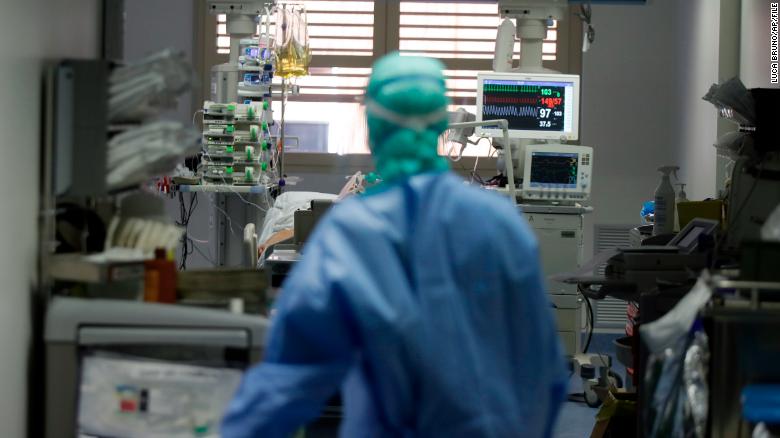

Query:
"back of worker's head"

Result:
[[365, 53, 450, 182]]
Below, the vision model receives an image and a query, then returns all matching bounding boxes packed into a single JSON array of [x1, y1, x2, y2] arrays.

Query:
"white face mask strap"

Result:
[[365, 99, 447, 133]]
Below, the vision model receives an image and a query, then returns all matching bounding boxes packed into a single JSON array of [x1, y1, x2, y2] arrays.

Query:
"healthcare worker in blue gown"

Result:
[[222, 53, 567, 438]]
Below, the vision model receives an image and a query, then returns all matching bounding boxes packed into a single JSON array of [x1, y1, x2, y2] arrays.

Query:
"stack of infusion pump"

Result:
[[201, 101, 273, 185], [200, 38, 276, 186]]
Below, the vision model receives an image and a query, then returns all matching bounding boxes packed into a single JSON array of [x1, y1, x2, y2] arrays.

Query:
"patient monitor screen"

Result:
[[481, 79, 575, 133], [529, 152, 579, 188]]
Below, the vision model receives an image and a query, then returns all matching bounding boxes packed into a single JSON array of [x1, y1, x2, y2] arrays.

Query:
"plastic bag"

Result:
[[684, 329, 709, 438], [761, 204, 780, 242], [109, 49, 194, 122], [702, 77, 756, 126], [106, 122, 200, 190], [274, 5, 310, 78], [641, 275, 713, 438], [78, 355, 242, 437]]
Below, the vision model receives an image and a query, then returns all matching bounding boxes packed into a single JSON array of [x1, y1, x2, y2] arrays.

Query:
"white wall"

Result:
[[673, 0, 779, 201], [0, 0, 99, 436], [741, 0, 780, 89], [581, 0, 682, 254], [674, 0, 721, 201]]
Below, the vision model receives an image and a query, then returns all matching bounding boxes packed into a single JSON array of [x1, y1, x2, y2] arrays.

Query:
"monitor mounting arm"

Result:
[[206, 1, 276, 63], [495, 0, 568, 72]]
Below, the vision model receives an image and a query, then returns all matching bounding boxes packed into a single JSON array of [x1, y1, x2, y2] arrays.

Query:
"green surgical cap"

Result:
[[365, 53, 450, 183]]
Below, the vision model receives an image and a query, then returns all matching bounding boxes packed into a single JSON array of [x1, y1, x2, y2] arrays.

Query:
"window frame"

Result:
[[196, 1, 583, 168]]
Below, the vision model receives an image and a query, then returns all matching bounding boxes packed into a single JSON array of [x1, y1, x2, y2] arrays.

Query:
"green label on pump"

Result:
[[226, 166, 234, 174], [263, 101, 269, 110], [226, 146, 234, 153], [261, 162, 268, 171], [225, 125, 235, 134], [262, 121, 268, 131], [262, 140, 268, 151]]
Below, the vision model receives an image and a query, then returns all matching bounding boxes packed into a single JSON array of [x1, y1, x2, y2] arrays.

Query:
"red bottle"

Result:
[[144, 248, 177, 303]]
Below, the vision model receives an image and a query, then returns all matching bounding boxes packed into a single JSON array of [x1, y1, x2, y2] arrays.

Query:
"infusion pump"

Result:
[[521, 144, 593, 203]]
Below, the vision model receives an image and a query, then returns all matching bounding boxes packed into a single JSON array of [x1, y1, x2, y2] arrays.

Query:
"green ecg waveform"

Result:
[[484, 84, 541, 93]]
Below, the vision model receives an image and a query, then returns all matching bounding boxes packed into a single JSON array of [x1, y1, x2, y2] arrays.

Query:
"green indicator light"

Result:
[[262, 140, 268, 151], [225, 125, 235, 134], [261, 162, 268, 171], [227, 104, 236, 112], [263, 101, 269, 110], [226, 166, 234, 174], [246, 148, 252, 160], [262, 121, 268, 131], [247, 107, 255, 119], [226, 146, 234, 153]]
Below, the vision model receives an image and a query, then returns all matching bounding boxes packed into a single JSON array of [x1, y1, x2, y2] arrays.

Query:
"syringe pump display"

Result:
[[476, 72, 580, 141]]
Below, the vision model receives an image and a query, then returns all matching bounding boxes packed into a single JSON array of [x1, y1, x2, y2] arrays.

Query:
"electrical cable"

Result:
[[192, 109, 204, 129], [192, 241, 218, 266], [469, 137, 492, 185], [584, 296, 594, 354], [176, 192, 198, 270], [220, 176, 269, 213], [189, 235, 209, 244], [231, 186, 270, 212], [567, 281, 631, 407], [579, 284, 595, 354], [208, 194, 240, 238]]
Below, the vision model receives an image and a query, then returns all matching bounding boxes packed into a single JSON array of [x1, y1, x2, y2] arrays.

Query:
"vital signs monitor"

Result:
[[521, 144, 593, 202], [476, 72, 580, 141]]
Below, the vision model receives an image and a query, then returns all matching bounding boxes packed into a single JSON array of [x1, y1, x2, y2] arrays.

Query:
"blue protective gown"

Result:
[[222, 171, 568, 438]]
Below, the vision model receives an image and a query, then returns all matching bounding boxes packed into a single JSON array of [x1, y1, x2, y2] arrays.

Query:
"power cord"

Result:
[[191, 240, 218, 266], [208, 194, 240, 238], [579, 284, 595, 354], [191, 109, 204, 129], [176, 192, 199, 270], [219, 175, 269, 213], [470, 137, 493, 185]]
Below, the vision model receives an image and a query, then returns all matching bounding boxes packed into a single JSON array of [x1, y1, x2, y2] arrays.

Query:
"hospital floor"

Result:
[[554, 332, 626, 438]]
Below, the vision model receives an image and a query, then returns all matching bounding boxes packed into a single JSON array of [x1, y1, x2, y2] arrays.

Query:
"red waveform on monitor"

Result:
[[483, 95, 538, 105]]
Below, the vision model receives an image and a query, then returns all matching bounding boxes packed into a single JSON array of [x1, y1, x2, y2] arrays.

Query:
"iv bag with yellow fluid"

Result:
[[275, 4, 311, 78]]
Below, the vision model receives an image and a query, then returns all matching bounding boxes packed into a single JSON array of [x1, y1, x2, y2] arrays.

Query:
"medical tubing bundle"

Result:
[[108, 49, 194, 122], [106, 121, 200, 190], [105, 49, 198, 189]]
